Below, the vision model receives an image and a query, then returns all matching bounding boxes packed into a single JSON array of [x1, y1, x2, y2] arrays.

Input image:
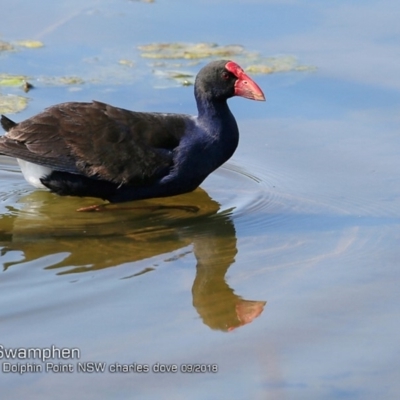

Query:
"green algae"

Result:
[[0, 94, 29, 114], [0, 40, 14, 52], [15, 40, 44, 49], [42, 76, 85, 85], [0, 38, 44, 52], [0, 74, 29, 87], [139, 42, 245, 60], [137, 42, 315, 87]]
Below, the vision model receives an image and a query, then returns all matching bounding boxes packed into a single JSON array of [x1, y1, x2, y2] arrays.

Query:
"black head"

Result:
[[194, 60, 265, 102]]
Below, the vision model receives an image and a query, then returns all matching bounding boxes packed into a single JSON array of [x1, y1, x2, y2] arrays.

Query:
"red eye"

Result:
[[221, 71, 230, 80]]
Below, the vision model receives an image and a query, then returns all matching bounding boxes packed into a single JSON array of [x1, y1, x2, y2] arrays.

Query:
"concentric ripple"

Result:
[[209, 160, 305, 233], [209, 157, 400, 237]]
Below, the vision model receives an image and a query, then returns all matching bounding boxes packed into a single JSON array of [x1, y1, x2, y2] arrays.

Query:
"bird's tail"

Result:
[[1, 115, 17, 132]]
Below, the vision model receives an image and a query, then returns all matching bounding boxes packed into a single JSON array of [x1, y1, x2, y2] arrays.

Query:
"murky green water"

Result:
[[1, 1, 400, 399]]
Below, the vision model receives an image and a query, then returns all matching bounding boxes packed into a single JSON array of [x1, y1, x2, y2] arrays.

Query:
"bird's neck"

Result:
[[195, 91, 238, 134], [196, 90, 230, 120], [195, 91, 239, 164]]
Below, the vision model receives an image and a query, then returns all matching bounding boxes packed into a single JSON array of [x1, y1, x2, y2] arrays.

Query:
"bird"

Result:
[[0, 60, 265, 211]]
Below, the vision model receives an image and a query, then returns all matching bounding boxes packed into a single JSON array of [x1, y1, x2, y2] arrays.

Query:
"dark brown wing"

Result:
[[0, 101, 187, 185]]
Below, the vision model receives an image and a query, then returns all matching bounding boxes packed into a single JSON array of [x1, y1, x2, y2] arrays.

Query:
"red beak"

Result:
[[225, 61, 266, 101], [234, 74, 265, 101]]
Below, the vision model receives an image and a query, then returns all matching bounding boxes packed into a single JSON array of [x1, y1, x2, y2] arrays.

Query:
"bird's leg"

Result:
[[77, 203, 199, 213], [76, 204, 108, 212]]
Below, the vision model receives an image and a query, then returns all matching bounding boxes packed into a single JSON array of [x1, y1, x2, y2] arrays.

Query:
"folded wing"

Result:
[[0, 101, 187, 186]]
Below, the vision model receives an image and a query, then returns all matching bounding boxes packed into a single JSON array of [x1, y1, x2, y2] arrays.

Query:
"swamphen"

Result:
[[0, 60, 265, 210]]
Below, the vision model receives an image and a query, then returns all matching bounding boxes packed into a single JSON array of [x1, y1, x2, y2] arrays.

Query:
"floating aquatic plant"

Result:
[[0, 74, 29, 87], [0, 40, 14, 52], [119, 59, 135, 67], [15, 40, 44, 49], [0, 39, 44, 52], [0, 37, 316, 115], [0, 73, 85, 114], [152, 69, 194, 87], [139, 42, 245, 60], [0, 94, 29, 114], [246, 56, 317, 74], [44, 76, 85, 85], [137, 42, 316, 87]]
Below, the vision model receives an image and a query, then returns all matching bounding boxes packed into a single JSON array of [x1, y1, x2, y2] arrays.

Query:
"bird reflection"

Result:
[[0, 187, 266, 331], [191, 215, 266, 331]]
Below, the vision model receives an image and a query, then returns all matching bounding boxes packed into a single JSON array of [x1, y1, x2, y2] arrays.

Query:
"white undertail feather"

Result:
[[17, 159, 52, 189]]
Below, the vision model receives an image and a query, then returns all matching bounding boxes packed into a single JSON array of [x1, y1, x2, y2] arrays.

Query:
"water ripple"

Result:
[[1, 156, 399, 242], [212, 159, 400, 235]]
